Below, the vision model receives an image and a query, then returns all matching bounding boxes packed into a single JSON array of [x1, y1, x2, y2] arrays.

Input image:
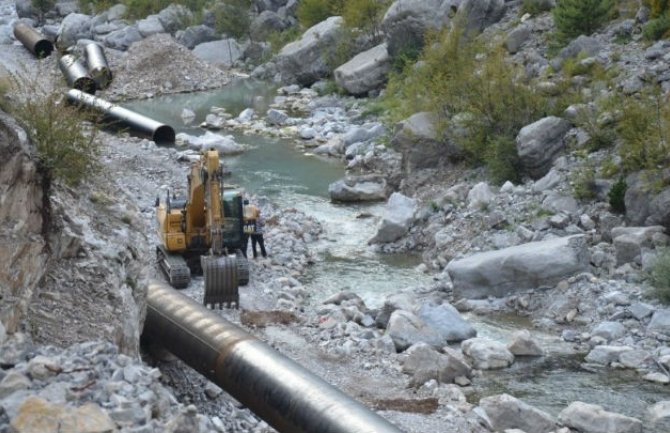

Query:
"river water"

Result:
[[124, 81, 667, 427]]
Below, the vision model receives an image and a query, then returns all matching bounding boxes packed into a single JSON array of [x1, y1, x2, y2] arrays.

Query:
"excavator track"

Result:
[[156, 246, 191, 289], [202, 255, 239, 308], [236, 251, 249, 286]]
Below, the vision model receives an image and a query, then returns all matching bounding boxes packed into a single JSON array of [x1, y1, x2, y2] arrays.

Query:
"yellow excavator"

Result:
[[155, 148, 249, 308]]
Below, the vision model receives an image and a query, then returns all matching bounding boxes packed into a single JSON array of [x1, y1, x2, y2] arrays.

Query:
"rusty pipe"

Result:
[[143, 281, 405, 433], [58, 55, 96, 94], [65, 89, 175, 144], [84, 43, 113, 90], [13, 22, 53, 58]]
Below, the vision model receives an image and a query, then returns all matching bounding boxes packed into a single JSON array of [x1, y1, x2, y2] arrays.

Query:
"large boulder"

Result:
[[417, 302, 476, 343], [402, 343, 472, 386], [558, 402, 643, 433], [584, 345, 633, 366], [390, 112, 460, 173], [381, 0, 455, 58], [626, 170, 670, 231], [58, 13, 92, 48], [329, 175, 388, 203], [516, 116, 571, 179], [175, 25, 217, 49], [648, 309, 670, 336], [369, 192, 417, 244], [446, 235, 589, 299], [455, 0, 506, 35], [461, 338, 514, 369], [157, 4, 191, 33], [251, 10, 287, 40], [193, 39, 244, 68], [480, 394, 557, 433], [102, 25, 143, 50], [387, 310, 445, 351], [612, 226, 665, 266], [648, 401, 670, 433], [276, 16, 345, 86], [137, 15, 165, 38], [334, 43, 390, 96], [0, 111, 48, 334]]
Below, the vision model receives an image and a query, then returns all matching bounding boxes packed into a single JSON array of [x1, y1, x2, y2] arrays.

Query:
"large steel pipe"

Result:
[[13, 22, 53, 58], [143, 282, 405, 433], [84, 43, 113, 90], [59, 55, 96, 94], [66, 89, 175, 144]]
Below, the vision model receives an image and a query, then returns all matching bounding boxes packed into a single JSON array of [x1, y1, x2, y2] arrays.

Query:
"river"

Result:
[[124, 80, 667, 428]]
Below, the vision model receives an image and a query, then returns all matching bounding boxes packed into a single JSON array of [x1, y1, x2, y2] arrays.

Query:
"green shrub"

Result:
[[615, 88, 670, 172], [608, 176, 627, 213], [520, 0, 554, 15], [79, 0, 206, 19], [31, 0, 55, 18], [572, 165, 597, 200], [383, 25, 570, 184], [1, 74, 101, 187], [643, 16, 670, 40], [342, 0, 390, 38], [643, 0, 670, 17], [213, 0, 252, 39], [266, 27, 301, 53], [553, 0, 614, 44], [297, 0, 344, 28], [648, 247, 670, 304], [485, 136, 521, 185]]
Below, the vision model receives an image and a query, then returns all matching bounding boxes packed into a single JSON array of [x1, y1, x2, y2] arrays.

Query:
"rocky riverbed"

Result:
[[2, 1, 670, 433]]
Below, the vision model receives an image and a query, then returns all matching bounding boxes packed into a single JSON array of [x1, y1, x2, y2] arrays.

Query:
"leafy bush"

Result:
[[608, 176, 627, 213], [520, 0, 554, 15], [572, 165, 597, 200], [615, 88, 670, 172], [384, 26, 565, 184], [213, 0, 252, 39], [648, 248, 670, 304], [342, 0, 390, 38], [266, 27, 301, 53], [553, 0, 614, 44], [644, 0, 670, 17], [0, 74, 100, 187], [79, 0, 206, 19], [297, 0, 344, 28], [643, 16, 670, 40]]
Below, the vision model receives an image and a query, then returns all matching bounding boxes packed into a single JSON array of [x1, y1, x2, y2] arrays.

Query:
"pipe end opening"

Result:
[[154, 125, 175, 145], [34, 40, 53, 58]]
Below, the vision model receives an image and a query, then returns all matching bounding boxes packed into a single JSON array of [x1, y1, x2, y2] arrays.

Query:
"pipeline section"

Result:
[[66, 89, 175, 144], [84, 43, 113, 90], [59, 55, 96, 94], [13, 22, 53, 58], [143, 282, 405, 433]]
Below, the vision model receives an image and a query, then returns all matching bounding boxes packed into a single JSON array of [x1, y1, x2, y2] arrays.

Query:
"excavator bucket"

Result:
[[202, 255, 239, 309]]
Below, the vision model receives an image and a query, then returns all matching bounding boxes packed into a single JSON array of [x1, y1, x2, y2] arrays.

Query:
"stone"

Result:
[[447, 235, 589, 299], [237, 108, 255, 123], [390, 112, 460, 172], [329, 175, 388, 203], [386, 310, 446, 352], [591, 321, 626, 342], [648, 309, 670, 336], [175, 25, 217, 49], [461, 338, 514, 370], [467, 182, 496, 210], [542, 192, 578, 215], [643, 372, 670, 384], [555, 36, 604, 66], [137, 15, 165, 37], [506, 24, 530, 54], [613, 226, 665, 266], [204, 382, 223, 399], [619, 350, 652, 369], [251, 10, 286, 40], [456, 0, 506, 35], [157, 4, 191, 33], [647, 186, 670, 230], [58, 13, 92, 48], [343, 123, 386, 146], [369, 192, 417, 244], [480, 394, 556, 433], [0, 322, 5, 346], [558, 401, 642, 433], [10, 397, 63, 433], [533, 168, 562, 192], [61, 403, 117, 433], [507, 330, 544, 356], [647, 401, 670, 432], [334, 43, 391, 96], [277, 16, 345, 86], [417, 302, 477, 343], [193, 39, 243, 68], [266, 108, 289, 126], [381, 0, 455, 58], [401, 343, 472, 386], [0, 371, 31, 399], [27, 355, 60, 380], [584, 345, 633, 366], [516, 116, 571, 179], [102, 25, 143, 51], [629, 303, 654, 321]]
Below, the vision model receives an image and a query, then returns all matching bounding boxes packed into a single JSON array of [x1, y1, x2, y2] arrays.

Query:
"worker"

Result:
[[242, 199, 257, 258], [251, 209, 267, 259]]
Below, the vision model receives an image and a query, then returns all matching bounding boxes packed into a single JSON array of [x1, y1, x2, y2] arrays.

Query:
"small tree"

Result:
[[214, 0, 252, 39], [342, 0, 390, 39], [553, 0, 614, 43]]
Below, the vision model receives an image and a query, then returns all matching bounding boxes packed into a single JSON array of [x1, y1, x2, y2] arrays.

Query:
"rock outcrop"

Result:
[[334, 43, 390, 96]]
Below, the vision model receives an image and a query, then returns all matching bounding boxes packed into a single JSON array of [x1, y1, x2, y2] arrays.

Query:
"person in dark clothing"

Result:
[[251, 210, 267, 259], [241, 199, 256, 258]]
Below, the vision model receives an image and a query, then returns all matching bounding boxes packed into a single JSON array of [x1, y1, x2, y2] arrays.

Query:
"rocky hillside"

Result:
[[2, 0, 670, 433]]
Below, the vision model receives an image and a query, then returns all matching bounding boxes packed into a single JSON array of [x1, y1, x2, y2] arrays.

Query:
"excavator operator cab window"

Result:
[[222, 192, 244, 247]]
